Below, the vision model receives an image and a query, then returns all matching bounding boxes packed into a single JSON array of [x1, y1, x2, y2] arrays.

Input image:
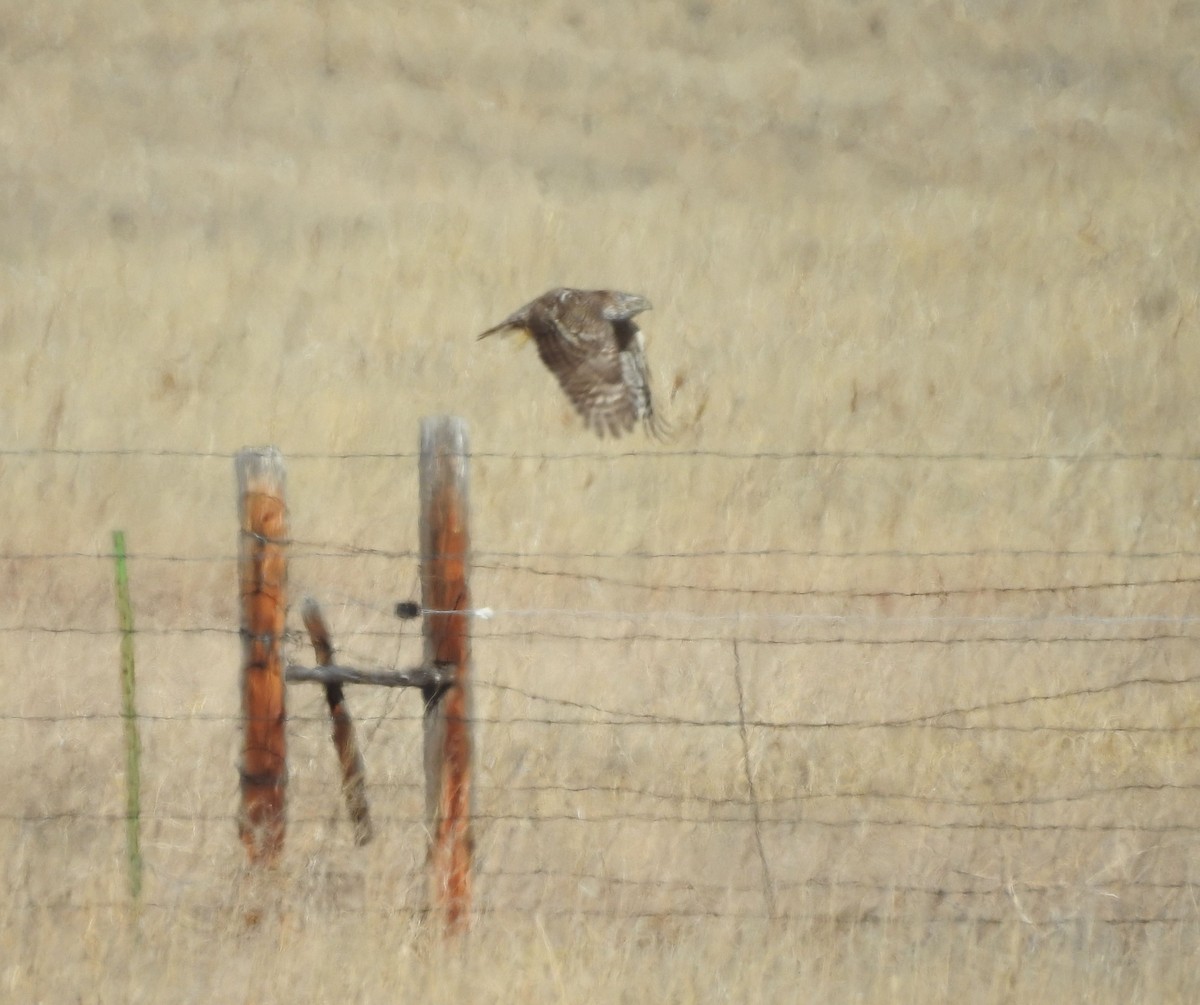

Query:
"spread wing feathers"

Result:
[[477, 288, 668, 439]]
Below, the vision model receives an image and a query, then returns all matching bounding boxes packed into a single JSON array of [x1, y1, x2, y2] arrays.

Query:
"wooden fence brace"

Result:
[[301, 598, 373, 846], [286, 663, 453, 689], [236, 447, 288, 866], [419, 416, 473, 934]]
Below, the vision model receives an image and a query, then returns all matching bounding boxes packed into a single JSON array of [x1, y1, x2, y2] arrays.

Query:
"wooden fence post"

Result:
[[419, 416, 473, 934], [236, 447, 288, 866]]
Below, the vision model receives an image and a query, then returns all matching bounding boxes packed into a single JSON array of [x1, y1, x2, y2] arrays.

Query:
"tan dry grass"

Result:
[[4, 0, 1200, 1000]]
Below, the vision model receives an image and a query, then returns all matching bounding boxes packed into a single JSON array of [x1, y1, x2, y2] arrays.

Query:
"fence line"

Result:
[[10, 545, 1200, 563], [13, 551, 1200, 568], [5, 445, 1200, 462], [8, 442, 1200, 931], [3, 709, 1199, 735], [6, 810, 1200, 834], [12, 897, 1199, 927], [4, 667, 1200, 729], [10, 549, 1200, 602], [9, 628, 1200, 650], [427, 607, 1200, 628], [5, 779, 1199, 813], [476, 564, 1200, 599], [292, 542, 1200, 561]]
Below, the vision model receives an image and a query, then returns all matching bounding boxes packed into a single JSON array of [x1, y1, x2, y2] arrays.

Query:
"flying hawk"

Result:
[[477, 287, 668, 439]]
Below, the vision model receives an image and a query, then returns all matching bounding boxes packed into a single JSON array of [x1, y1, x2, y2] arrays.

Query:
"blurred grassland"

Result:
[[4, 1, 1200, 1001]]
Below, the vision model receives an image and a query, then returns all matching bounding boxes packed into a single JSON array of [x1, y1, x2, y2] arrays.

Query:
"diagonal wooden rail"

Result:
[[300, 599, 374, 846]]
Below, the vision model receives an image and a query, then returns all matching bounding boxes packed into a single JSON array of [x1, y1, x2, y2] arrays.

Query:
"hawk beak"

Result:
[[602, 293, 652, 321]]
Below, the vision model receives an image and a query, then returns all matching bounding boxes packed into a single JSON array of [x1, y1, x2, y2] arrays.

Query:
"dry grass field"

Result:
[[4, 0, 1200, 1000]]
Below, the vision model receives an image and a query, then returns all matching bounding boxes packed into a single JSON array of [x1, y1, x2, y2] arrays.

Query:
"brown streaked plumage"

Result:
[[477, 287, 668, 439]]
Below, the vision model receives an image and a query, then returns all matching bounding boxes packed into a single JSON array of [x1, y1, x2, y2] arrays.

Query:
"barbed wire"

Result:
[[0, 708, 1195, 735], [12, 896, 1197, 927], [13, 784, 1200, 846], [5, 808, 1199, 833], [11, 543, 1200, 566], [477, 866, 1199, 899], [6, 445, 1200, 462], [7, 622, 1200, 648], [12, 870, 1200, 904], [477, 563, 1200, 600], [288, 541, 1200, 561], [14, 546, 1200, 609], [9, 544, 1200, 564], [4, 668, 1199, 731]]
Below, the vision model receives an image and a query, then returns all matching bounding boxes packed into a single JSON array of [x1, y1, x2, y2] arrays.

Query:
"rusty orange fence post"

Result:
[[419, 416, 473, 934], [236, 447, 288, 866]]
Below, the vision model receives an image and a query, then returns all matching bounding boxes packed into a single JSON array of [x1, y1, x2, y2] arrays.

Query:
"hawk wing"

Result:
[[478, 288, 668, 439], [535, 313, 641, 438]]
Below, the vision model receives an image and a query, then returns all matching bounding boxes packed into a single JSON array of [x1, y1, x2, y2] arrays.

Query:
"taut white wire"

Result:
[[420, 607, 1200, 628]]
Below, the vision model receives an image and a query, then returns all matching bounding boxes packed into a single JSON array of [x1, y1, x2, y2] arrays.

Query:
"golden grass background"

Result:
[[4, 1, 1200, 1000]]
